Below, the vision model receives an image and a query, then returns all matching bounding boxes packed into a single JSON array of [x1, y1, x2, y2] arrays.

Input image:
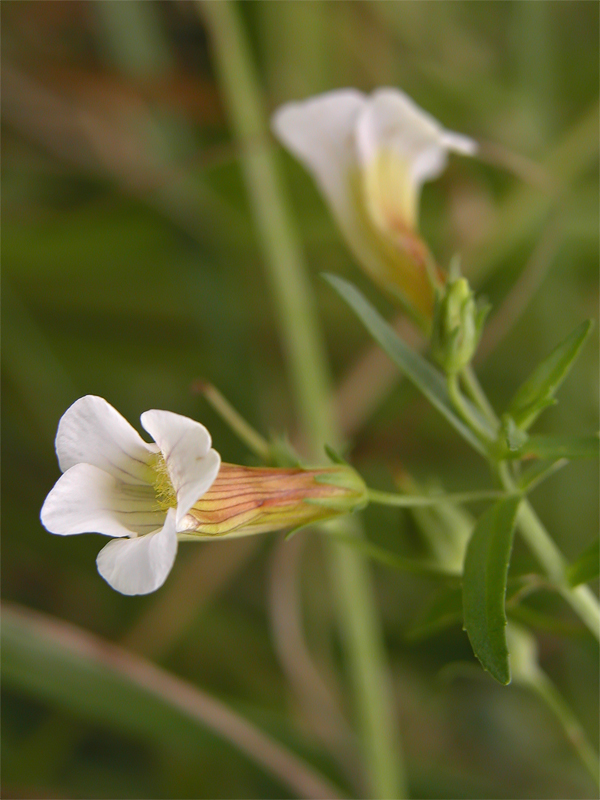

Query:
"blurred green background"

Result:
[[2, 2, 598, 798]]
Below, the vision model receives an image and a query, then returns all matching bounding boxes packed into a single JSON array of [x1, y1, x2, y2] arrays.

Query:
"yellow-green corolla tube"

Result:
[[180, 463, 368, 538]]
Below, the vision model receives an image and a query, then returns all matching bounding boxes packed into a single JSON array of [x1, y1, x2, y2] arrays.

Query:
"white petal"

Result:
[[56, 396, 156, 485], [96, 509, 178, 595], [41, 463, 164, 538], [140, 410, 221, 526], [272, 89, 365, 209], [440, 130, 478, 156], [356, 88, 475, 187], [273, 90, 400, 288]]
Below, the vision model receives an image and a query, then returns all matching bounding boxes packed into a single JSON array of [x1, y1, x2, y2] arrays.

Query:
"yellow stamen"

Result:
[[151, 454, 177, 511]]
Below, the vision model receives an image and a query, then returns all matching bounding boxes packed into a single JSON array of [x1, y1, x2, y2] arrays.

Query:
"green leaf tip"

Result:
[[566, 539, 599, 587], [463, 496, 522, 685], [508, 320, 592, 430], [323, 444, 349, 465]]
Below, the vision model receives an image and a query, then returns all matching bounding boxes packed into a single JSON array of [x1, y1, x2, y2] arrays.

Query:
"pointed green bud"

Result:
[[431, 277, 487, 374]]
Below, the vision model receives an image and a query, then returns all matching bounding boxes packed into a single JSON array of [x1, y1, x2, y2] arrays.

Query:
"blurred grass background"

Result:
[[2, 2, 598, 798]]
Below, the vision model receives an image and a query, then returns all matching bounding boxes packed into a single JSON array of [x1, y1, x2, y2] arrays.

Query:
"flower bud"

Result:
[[179, 463, 368, 537], [431, 277, 488, 374]]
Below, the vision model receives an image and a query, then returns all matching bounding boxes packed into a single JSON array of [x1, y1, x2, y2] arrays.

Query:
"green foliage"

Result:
[[567, 539, 600, 588], [462, 497, 522, 685], [2, 2, 598, 797], [507, 321, 593, 430], [324, 274, 491, 453], [506, 434, 600, 460]]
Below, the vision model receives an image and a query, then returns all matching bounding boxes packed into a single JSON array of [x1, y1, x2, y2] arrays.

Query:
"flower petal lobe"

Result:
[[96, 508, 178, 595], [40, 463, 164, 538], [56, 396, 155, 484], [140, 409, 221, 525]]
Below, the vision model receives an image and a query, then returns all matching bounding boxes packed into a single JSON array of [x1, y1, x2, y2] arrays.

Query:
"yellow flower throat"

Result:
[[151, 455, 177, 511]]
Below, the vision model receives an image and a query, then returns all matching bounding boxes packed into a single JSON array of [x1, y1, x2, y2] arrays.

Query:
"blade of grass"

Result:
[[3, 603, 345, 800], [200, 3, 406, 796]]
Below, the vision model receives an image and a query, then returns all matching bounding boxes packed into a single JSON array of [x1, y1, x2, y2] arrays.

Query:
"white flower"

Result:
[[272, 88, 476, 318], [40, 396, 221, 595]]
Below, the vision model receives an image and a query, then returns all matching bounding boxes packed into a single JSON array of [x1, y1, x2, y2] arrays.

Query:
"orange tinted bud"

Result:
[[179, 463, 367, 538]]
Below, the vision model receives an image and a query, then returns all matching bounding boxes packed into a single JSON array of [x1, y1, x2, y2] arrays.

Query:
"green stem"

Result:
[[447, 373, 493, 446], [499, 465, 600, 640], [530, 673, 600, 787], [368, 488, 508, 507], [461, 365, 499, 429], [200, 3, 406, 797], [197, 382, 270, 460], [447, 371, 600, 640]]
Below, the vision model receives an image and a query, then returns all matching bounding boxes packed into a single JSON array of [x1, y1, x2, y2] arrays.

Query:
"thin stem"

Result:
[[194, 382, 270, 460], [446, 373, 493, 445], [530, 673, 600, 787], [200, 3, 406, 797], [446, 370, 600, 641], [461, 365, 499, 429], [367, 488, 508, 507], [498, 463, 600, 640]]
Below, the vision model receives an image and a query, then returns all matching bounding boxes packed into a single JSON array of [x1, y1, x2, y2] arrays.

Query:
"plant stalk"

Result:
[[499, 464, 600, 640], [368, 488, 508, 508], [200, 3, 406, 796], [451, 372, 600, 640]]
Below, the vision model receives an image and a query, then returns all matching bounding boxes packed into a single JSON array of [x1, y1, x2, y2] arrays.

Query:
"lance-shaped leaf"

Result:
[[507, 320, 592, 430], [463, 496, 522, 685], [324, 274, 491, 454], [505, 433, 599, 461], [517, 458, 568, 492], [566, 539, 600, 588]]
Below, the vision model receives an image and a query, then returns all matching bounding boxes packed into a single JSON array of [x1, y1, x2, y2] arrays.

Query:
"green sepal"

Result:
[[507, 320, 592, 430], [302, 497, 365, 512], [566, 539, 599, 587], [267, 435, 303, 468], [312, 471, 354, 487], [323, 444, 349, 465], [284, 521, 316, 540], [462, 496, 522, 685]]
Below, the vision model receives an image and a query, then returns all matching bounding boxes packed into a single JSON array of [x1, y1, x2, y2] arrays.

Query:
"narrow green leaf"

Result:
[[324, 274, 490, 454], [508, 320, 592, 429], [567, 539, 600, 587], [517, 458, 568, 492], [463, 496, 522, 685], [506, 433, 599, 460]]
